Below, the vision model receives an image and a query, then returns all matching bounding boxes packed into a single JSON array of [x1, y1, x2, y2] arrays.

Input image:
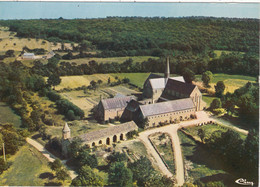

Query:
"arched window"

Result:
[[106, 138, 110, 145], [92, 142, 95, 147], [120, 134, 124, 140], [99, 140, 102, 144], [113, 135, 117, 143]]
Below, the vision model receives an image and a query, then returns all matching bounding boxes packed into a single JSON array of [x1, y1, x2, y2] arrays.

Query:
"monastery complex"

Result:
[[62, 58, 204, 156]]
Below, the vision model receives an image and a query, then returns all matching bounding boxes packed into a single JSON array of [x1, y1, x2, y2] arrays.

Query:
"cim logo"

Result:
[[235, 178, 254, 186]]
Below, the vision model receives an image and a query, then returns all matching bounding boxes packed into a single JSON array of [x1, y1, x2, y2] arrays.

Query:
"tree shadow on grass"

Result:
[[195, 173, 241, 187], [39, 172, 55, 180], [186, 143, 226, 171], [181, 142, 195, 147], [44, 181, 62, 186]]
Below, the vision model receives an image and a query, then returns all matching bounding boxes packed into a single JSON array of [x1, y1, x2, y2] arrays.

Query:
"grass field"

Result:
[[54, 74, 116, 90], [195, 73, 255, 94], [111, 73, 150, 88], [202, 95, 217, 108], [0, 144, 57, 186], [63, 56, 159, 65], [0, 102, 22, 128], [150, 133, 175, 175], [178, 131, 226, 183]]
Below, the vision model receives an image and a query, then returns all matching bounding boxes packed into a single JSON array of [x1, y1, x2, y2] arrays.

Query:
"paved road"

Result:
[[138, 111, 248, 186], [26, 138, 77, 179]]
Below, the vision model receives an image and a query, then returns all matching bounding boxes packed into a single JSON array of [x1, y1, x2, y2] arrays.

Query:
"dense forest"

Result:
[[0, 17, 258, 55]]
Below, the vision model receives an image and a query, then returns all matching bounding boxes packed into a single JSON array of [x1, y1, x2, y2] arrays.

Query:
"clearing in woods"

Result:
[[0, 27, 76, 54], [0, 102, 22, 128]]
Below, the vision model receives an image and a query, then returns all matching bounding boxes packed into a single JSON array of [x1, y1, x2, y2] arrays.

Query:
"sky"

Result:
[[0, 2, 259, 20]]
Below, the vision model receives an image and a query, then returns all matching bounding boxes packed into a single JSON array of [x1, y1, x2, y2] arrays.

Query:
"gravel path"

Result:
[[26, 138, 77, 179]]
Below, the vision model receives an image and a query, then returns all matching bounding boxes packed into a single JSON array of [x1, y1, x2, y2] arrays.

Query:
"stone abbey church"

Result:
[[62, 58, 203, 155], [97, 57, 203, 128]]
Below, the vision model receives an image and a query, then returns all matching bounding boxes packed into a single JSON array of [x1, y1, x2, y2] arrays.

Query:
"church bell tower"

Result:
[[62, 122, 71, 140], [164, 56, 170, 79]]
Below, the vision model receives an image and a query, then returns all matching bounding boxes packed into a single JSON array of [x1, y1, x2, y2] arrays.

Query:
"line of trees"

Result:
[[1, 17, 258, 54]]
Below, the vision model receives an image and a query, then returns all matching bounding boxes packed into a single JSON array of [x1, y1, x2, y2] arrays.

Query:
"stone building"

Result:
[[22, 53, 35, 59], [142, 57, 185, 103], [139, 98, 196, 128], [61, 121, 138, 156], [159, 78, 203, 111], [97, 95, 135, 122]]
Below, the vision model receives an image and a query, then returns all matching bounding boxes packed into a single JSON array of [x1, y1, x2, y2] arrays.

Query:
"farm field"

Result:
[[54, 74, 116, 90], [178, 131, 226, 184], [0, 144, 58, 186], [60, 85, 139, 115], [149, 133, 175, 175], [195, 73, 256, 94], [0, 102, 22, 128], [62, 56, 159, 65]]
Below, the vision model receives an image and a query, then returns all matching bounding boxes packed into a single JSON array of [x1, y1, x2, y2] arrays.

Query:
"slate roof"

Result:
[[77, 121, 138, 143], [101, 96, 135, 110], [149, 76, 185, 90], [169, 76, 185, 83], [149, 78, 166, 89], [163, 79, 196, 96], [125, 100, 142, 112], [140, 98, 195, 117]]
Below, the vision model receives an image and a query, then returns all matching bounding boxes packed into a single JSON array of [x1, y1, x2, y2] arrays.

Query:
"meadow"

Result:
[[0, 144, 57, 186], [0, 102, 22, 128], [195, 73, 256, 94], [54, 74, 116, 90]]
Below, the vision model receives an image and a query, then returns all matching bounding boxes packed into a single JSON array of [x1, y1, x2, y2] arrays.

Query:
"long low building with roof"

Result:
[[139, 98, 196, 128], [61, 121, 138, 156]]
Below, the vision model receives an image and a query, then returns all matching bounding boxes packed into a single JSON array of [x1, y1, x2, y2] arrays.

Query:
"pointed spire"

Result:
[[63, 122, 70, 132], [165, 56, 170, 79]]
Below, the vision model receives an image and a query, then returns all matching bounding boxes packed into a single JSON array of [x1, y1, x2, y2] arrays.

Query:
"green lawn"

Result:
[[202, 95, 217, 108], [0, 102, 22, 128], [111, 73, 150, 88], [0, 144, 57, 186], [178, 131, 226, 182]]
